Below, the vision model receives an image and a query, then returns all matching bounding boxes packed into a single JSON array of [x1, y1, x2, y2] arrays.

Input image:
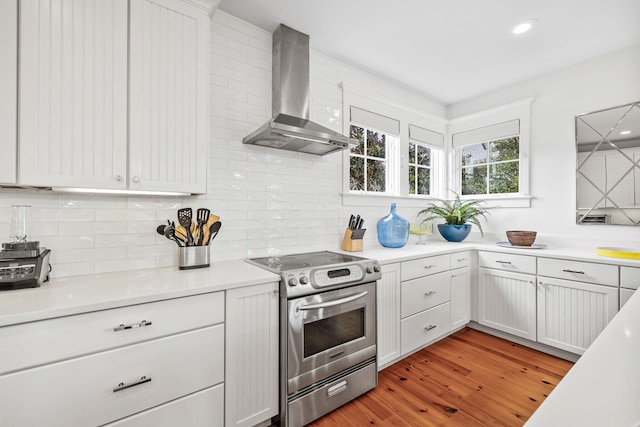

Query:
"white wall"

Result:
[[448, 42, 640, 247]]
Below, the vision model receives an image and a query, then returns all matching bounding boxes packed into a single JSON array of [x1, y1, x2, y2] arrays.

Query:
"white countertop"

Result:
[[525, 285, 640, 426], [0, 259, 280, 327]]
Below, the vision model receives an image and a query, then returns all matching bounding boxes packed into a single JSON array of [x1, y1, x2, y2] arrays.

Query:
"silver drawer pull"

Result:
[[113, 376, 151, 393], [327, 380, 348, 397], [562, 269, 585, 274], [495, 260, 512, 264], [424, 291, 437, 296], [424, 264, 436, 269], [113, 320, 152, 332], [424, 324, 437, 331], [457, 258, 467, 262]]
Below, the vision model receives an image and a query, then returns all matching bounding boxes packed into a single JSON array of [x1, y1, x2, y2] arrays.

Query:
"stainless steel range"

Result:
[[246, 251, 381, 427]]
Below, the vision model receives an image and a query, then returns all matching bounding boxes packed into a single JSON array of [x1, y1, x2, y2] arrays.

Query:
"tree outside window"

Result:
[[461, 137, 519, 195], [349, 125, 387, 192], [408, 142, 431, 195]]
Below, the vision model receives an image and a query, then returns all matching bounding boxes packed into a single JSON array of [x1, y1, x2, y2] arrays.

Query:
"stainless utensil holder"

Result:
[[179, 246, 210, 270]]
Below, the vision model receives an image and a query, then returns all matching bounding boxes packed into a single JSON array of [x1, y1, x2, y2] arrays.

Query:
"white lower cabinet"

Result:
[[401, 302, 451, 355], [0, 326, 224, 427], [450, 266, 471, 330], [225, 282, 280, 427], [620, 266, 640, 309], [104, 385, 224, 427], [376, 263, 401, 370], [0, 292, 225, 427], [537, 276, 618, 354], [478, 267, 537, 341]]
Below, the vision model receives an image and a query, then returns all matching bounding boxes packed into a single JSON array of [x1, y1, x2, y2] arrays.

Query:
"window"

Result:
[[348, 106, 400, 195], [461, 136, 519, 195], [349, 125, 388, 192], [408, 142, 431, 195]]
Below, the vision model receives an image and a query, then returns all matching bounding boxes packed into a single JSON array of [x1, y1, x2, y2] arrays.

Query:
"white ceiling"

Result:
[[217, 0, 640, 105]]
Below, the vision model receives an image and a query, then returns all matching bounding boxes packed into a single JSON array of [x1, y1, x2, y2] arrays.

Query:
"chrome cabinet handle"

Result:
[[424, 291, 437, 296], [562, 269, 585, 274], [457, 258, 467, 262], [132, 176, 141, 183], [495, 260, 512, 264], [424, 324, 437, 331], [113, 376, 151, 393], [299, 292, 367, 310], [423, 264, 436, 269], [115, 175, 123, 182], [113, 320, 152, 332]]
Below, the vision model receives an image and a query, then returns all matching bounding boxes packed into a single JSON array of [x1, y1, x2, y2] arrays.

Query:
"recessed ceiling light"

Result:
[[510, 19, 538, 35], [620, 130, 632, 135]]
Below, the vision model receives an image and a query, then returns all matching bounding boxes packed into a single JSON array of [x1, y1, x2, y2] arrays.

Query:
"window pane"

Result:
[[417, 167, 430, 195], [350, 125, 364, 155], [462, 143, 488, 166], [489, 161, 519, 194], [462, 165, 487, 195], [409, 165, 416, 194], [366, 130, 386, 158], [490, 137, 519, 162], [417, 145, 431, 166], [367, 159, 386, 192], [350, 156, 364, 191], [409, 143, 416, 163]]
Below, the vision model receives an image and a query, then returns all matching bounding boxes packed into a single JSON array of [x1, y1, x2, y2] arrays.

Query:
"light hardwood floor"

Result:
[[308, 328, 574, 426]]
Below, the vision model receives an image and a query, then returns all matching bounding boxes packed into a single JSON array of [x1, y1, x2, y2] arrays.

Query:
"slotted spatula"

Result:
[[177, 208, 195, 246], [196, 208, 210, 245]]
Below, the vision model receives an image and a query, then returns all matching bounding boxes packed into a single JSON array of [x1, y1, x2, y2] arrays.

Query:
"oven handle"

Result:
[[298, 291, 368, 310]]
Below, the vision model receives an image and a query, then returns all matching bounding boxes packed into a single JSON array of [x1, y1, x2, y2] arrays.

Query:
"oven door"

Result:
[[287, 282, 376, 394]]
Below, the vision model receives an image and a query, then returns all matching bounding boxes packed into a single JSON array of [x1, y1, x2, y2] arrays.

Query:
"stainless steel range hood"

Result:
[[243, 24, 357, 155]]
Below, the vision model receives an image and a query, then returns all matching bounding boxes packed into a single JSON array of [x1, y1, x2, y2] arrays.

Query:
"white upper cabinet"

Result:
[[18, 0, 210, 194], [0, 0, 18, 185], [19, 0, 129, 189], [129, 0, 209, 194]]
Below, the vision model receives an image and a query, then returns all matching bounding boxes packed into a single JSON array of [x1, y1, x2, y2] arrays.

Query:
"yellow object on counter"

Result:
[[596, 247, 640, 260]]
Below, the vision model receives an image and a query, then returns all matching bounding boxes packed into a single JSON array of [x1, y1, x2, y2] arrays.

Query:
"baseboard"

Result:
[[466, 321, 580, 363]]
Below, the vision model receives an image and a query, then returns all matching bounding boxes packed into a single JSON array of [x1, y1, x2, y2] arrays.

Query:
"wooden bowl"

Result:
[[506, 230, 537, 246]]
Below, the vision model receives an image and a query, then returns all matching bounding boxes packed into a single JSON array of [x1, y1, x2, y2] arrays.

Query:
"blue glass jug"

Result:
[[377, 203, 410, 248]]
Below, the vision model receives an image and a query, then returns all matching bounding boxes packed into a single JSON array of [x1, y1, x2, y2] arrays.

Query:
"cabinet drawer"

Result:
[[401, 302, 451, 355], [401, 254, 451, 281], [450, 251, 471, 269], [478, 251, 536, 274], [0, 325, 224, 427], [538, 258, 618, 287], [621, 266, 640, 290], [0, 292, 224, 375], [104, 384, 224, 427], [621, 288, 636, 308], [401, 271, 450, 318]]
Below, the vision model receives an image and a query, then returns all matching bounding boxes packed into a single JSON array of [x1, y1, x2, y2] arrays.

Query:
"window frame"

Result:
[[342, 84, 447, 207], [448, 98, 533, 208]]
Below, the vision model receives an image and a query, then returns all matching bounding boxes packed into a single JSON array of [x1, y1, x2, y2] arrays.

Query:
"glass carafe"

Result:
[[376, 203, 410, 248], [10, 205, 31, 243]]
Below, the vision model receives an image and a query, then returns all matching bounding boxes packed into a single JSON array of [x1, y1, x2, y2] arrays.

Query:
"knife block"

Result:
[[341, 228, 364, 252]]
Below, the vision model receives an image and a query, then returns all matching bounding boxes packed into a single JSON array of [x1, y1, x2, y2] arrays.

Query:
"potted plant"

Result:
[[418, 194, 489, 242]]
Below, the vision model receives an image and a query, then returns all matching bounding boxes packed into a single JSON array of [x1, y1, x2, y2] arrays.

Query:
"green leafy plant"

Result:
[[418, 194, 490, 236]]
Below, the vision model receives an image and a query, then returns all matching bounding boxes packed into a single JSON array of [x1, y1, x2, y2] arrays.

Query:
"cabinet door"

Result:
[[0, 0, 17, 184], [450, 266, 471, 330], [225, 282, 279, 427], [620, 288, 636, 309], [129, 0, 209, 194], [537, 276, 618, 354], [19, 0, 128, 189], [377, 263, 401, 370], [478, 268, 536, 341]]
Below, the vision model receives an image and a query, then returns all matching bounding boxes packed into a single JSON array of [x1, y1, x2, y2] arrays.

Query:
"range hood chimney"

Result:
[[242, 24, 357, 155]]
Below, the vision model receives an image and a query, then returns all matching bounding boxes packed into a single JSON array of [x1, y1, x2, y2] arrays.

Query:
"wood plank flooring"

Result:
[[308, 328, 574, 427]]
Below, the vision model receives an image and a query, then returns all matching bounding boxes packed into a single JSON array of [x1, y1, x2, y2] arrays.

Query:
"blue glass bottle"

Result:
[[377, 203, 410, 248]]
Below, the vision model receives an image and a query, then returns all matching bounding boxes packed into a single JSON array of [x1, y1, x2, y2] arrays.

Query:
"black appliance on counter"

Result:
[[246, 251, 382, 427], [0, 241, 51, 291]]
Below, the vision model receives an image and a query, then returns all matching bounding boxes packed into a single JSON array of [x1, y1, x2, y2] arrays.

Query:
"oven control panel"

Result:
[[283, 261, 381, 298]]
